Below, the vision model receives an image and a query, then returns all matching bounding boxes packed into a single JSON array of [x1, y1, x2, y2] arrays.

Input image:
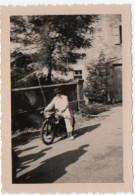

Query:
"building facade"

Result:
[[72, 14, 122, 102]]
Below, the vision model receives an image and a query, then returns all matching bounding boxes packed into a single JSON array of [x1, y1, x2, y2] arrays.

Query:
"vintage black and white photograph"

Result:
[[9, 12, 125, 185]]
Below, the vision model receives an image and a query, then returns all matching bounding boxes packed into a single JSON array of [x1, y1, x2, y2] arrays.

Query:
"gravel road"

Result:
[[13, 105, 123, 183]]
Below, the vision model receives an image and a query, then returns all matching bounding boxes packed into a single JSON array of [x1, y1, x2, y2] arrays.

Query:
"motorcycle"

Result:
[[40, 110, 70, 145]]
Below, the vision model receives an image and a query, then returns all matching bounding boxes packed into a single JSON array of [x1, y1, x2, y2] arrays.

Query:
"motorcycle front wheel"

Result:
[[40, 121, 55, 145]]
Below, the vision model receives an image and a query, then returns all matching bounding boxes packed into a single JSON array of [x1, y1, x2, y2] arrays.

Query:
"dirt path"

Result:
[[13, 105, 123, 183]]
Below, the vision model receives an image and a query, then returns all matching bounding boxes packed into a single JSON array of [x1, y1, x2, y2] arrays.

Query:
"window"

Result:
[[74, 70, 82, 79], [114, 25, 122, 45], [119, 25, 122, 44]]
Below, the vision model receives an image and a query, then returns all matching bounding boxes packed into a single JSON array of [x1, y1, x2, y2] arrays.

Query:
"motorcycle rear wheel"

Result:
[[40, 121, 55, 145]]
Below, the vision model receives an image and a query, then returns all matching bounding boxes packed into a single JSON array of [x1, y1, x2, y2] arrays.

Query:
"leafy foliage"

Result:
[[85, 52, 109, 102], [10, 15, 99, 87], [78, 103, 111, 118]]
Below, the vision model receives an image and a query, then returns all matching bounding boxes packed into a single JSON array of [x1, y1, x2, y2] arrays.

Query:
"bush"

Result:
[[79, 103, 110, 118]]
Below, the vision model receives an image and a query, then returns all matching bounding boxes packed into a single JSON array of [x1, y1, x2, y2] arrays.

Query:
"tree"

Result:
[[10, 15, 99, 87], [85, 52, 110, 102]]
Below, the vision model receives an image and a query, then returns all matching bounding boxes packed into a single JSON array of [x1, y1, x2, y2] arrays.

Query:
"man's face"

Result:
[[56, 92, 61, 97]]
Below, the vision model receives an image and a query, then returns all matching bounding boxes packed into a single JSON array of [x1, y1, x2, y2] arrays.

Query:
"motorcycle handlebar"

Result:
[[40, 110, 59, 116], [40, 111, 44, 114]]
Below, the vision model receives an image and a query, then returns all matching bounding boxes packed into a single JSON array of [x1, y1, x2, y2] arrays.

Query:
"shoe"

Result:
[[70, 135, 74, 140]]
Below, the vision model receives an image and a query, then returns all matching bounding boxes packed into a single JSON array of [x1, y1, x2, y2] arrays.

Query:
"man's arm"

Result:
[[61, 96, 69, 113], [44, 98, 55, 112]]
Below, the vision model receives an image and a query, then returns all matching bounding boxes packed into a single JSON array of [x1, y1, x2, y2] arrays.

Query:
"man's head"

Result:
[[53, 88, 62, 97]]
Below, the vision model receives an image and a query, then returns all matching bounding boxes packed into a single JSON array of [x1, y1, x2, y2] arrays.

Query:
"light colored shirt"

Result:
[[45, 95, 71, 118]]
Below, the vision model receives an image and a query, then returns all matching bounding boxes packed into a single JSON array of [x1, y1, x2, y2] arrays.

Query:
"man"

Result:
[[44, 88, 74, 140]]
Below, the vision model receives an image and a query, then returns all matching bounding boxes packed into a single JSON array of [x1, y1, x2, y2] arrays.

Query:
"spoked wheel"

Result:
[[40, 121, 55, 145]]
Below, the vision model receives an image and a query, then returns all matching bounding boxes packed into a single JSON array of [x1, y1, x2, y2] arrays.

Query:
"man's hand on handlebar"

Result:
[[40, 110, 44, 114]]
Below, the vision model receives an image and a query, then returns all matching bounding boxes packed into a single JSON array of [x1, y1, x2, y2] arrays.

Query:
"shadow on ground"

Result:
[[15, 144, 89, 183], [18, 147, 52, 172], [12, 130, 40, 148], [53, 123, 101, 144], [12, 147, 52, 183], [13, 123, 100, 183], [15, 146, 38, 155], [74, 123, 101, 139]]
